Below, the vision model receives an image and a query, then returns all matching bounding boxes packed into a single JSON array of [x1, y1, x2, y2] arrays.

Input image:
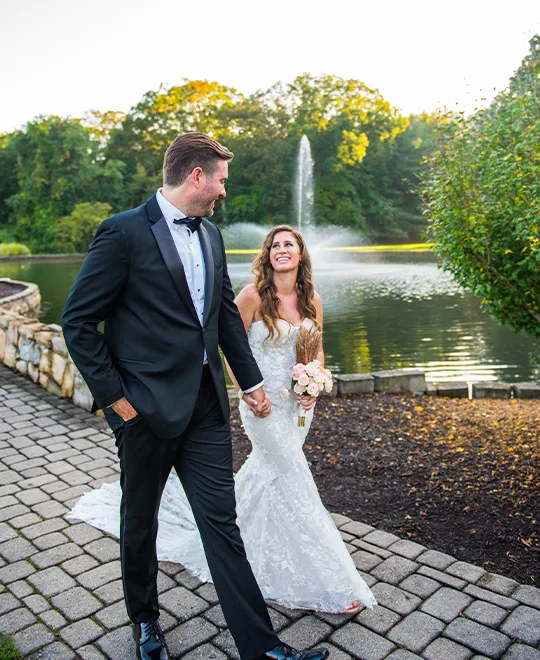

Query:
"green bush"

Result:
[[0, 633, 23, 660], [0, 243, 31, 256], [423, 36, 540, 340]]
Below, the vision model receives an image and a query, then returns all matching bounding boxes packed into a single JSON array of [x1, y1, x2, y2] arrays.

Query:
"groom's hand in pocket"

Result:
[[111, 396, 139, 422], [244, 387, 271, 418]]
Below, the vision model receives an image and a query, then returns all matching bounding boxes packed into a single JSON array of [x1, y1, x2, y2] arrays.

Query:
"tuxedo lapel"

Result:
[[150, 216, 200, 325], [197, 224, 214, 327]]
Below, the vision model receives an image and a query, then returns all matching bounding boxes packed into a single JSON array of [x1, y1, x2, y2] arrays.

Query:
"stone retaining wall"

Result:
[[0, 278, 41, 316], [0, 307, 93, 411], [1, 282, 539, 415]]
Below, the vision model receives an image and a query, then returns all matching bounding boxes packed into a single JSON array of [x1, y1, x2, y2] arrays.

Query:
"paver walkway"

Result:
[[1, 364, 539, 659]]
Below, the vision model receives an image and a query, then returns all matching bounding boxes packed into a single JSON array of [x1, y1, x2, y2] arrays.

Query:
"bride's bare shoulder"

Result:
[[235, 283, 262, 320]]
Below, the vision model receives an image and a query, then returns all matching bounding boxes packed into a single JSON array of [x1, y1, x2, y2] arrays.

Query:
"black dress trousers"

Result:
[[114, 366, 279, 660]]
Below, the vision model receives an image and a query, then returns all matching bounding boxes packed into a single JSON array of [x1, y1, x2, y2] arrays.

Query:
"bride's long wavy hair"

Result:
[[252, 225, 318, 339]]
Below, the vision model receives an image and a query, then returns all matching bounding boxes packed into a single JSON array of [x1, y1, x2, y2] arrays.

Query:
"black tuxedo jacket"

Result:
[[62, 193, 262, 439]]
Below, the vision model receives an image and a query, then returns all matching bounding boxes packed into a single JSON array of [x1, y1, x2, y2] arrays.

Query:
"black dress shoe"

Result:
[[132, 620, 170, 660], [259, 642, 330, 659]]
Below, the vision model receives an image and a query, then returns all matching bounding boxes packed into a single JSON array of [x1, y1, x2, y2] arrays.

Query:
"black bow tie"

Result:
[[173, 216, 202, 233]]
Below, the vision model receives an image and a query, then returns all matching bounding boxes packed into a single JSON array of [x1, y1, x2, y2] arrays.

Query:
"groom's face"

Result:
[[196, 159, 228, 217]]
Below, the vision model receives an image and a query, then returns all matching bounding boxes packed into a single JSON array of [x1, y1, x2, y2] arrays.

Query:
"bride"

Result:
[[69, 225, 377, 614]]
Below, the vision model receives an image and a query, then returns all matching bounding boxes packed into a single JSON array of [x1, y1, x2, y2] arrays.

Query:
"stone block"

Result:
[[46, 378, 62, 396], [387, 611, 445, 653], [444, 618, 511, 657], [370, 555, 419, 584], [464, 600, 509, 627], [502, 645, 540, 659], [363, 529, 401, 548], [95, 626, 135, 660], [166, 617, 220, 657], [477, 572, 519, 597], [331, 622, 396, 659], [436, 382, 469, 397], [355, 604, 401, 635], [340, 520, 374, 537], [60, 618, 104, 648], [20, 339, 42, 366], [464, 584, 519, 609], [500, 605, 540, 646], [513, 382, 540, 399], [15, 359, 27, 374], [52, 335, 68, 357], [4, 343, 17, 368], [423, 637, 474, 660], [420, 586, 473, 623], [39, 349, 52, 374], [370, 583, 421, 615], [0, 606, 37, 634], [279, 615, 332, 649], [417, 549, 457, 570], [336, 374, 374, 394], [28, 362, 39, 383], [61, 361, 75, 398], [472, 381, 512, 399], [11, 622, 55, 655], [399, 574, 443, 599], [27, 566, 76, 596], [513, 584, 540, 609], [51, 353, 67, 385], [73, 374, 93, 411], [372, 369, 426, 393], [0, 328, 5, 361], [159, 586, 209, 620], [446, 561, 487, 583], [94, 599, 130, 630], [388, 539, 426, 559], [77, 561, 121, 589]]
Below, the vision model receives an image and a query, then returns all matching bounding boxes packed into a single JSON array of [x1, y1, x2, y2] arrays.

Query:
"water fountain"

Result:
[[295, 135, 314, 230]]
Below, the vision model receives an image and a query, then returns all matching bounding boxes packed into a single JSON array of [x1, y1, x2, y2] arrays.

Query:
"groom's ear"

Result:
[[191, 167, 204, 188]]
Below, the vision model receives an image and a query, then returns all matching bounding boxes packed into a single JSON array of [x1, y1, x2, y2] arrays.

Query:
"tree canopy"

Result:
[[0, 75, 439, 253], [423, 36, 540, 341]]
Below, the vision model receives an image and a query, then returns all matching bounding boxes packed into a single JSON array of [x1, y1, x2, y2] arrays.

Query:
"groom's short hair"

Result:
[[163, 133, 234, 187]]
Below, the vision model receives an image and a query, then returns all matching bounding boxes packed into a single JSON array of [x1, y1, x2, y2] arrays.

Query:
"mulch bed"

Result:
[[230, 393, 540, 586]]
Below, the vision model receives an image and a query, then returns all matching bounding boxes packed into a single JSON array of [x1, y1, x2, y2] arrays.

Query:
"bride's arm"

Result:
[[224, 284, 259, 392], [314, 292, 325, 366]]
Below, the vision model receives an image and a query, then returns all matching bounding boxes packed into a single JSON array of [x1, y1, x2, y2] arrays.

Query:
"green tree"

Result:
[[6, 116, 100, 251], [53, 202, 112, 253], [423, 36, 540, 339]]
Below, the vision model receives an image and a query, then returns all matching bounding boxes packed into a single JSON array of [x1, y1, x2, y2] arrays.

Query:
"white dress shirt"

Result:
[[156, 190, 262, 394]]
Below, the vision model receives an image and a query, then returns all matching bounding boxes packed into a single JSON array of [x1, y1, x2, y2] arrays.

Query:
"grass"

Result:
[[0, 634, 22, 660], [225, 242, 435, 254]]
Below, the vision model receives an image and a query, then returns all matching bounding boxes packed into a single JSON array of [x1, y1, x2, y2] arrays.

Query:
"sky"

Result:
[[1, 0, 539, 133]]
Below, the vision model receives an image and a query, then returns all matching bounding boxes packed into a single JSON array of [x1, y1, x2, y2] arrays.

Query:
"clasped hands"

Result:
[[241, 386, 272, 418]]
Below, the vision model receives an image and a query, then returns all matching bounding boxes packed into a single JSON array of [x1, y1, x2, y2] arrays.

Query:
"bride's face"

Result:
[[269, 231, 301, 273]]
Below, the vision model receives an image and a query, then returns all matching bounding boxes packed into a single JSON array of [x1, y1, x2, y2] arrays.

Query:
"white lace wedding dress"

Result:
[[69, 319, 377, 612]]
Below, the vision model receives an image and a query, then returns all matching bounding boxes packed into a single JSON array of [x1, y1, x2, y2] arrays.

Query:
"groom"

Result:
[[62, 133, 329, 660]]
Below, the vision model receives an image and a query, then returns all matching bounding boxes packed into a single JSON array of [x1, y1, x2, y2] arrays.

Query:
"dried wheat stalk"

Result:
[[296, 323, 322, 365]]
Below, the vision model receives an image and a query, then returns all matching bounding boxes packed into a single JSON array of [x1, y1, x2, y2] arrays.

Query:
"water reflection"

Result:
[[1, 252, 535, 383]]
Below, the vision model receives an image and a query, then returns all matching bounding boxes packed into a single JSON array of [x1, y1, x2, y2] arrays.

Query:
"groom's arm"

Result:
[[61, 217, 128, 409], [216, 230, 263, 391]]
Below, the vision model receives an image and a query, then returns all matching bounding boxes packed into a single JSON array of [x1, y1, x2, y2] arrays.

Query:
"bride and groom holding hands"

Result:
[[62, 133, 376, 660]]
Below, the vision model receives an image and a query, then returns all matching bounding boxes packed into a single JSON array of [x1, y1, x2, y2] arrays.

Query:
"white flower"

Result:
[[280, 387, 290, 400], [307, 381, 320, 397], [298, 373, 310, 387], [314, 370, 325, 384], [324, 379, 333, 392], [294, 382, 306, 395], [305, 362, 318, 377]]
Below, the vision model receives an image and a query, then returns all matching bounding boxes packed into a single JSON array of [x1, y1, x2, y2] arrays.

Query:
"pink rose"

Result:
[[294, 382, 306, 395], [298, 373, 310, 387], [307, 381, 320, 397]]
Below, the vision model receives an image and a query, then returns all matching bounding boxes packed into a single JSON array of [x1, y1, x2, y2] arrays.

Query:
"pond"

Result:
[[1, 252, 535, 383]]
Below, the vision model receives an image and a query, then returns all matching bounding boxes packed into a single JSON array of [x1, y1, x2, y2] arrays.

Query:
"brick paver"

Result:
[[0, 364, 539, 659]]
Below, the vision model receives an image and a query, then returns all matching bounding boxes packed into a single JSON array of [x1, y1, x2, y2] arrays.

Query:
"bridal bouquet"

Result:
[[292, 321, 333, 427]]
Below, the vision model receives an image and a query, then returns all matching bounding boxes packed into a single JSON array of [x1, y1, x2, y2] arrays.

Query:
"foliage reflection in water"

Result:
[[0, 252, 535, 383]]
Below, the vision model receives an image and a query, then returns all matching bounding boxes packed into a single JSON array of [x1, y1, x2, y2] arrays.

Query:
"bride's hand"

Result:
[[299, 395, 317, 411]]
